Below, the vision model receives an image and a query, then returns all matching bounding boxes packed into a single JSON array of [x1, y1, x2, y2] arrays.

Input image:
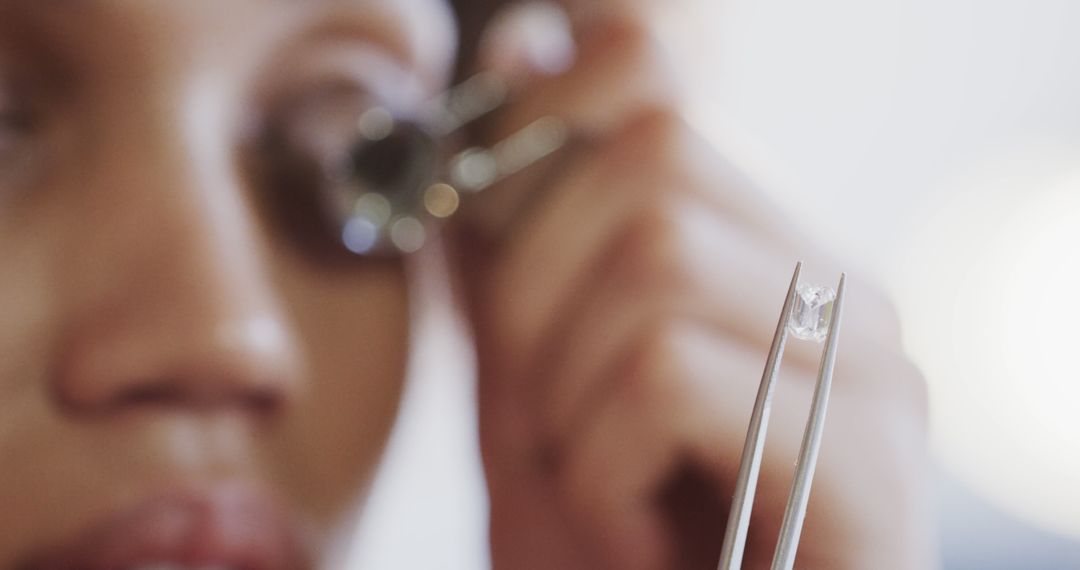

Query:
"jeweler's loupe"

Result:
[[328, 72, 568, 257]]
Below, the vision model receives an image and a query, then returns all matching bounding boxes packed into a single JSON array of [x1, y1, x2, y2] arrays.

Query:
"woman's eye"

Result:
[[254, 84, 439, 263]]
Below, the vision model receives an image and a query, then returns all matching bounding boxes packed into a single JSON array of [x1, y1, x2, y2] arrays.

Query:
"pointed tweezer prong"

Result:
[[717, 261, 803, 570], [771, 273, 846, 570]]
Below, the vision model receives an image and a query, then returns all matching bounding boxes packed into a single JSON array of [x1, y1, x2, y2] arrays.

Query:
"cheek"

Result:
[[268, 258, 410, 527], [0, 186, 68, 401]]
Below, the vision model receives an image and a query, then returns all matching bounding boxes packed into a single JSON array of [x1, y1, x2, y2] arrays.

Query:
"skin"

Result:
[[0, 0, 453, 565], [0, 0, 937, 568]]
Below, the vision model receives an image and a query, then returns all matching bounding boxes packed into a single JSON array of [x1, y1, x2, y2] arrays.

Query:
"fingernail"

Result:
[[482, 1, 576, 78]]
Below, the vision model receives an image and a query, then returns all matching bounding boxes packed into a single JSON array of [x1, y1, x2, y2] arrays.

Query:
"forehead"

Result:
[[0, 0, 458, 90]]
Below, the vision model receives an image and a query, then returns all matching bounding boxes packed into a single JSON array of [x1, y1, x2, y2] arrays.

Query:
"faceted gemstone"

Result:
[[788, 282, 836, 343]]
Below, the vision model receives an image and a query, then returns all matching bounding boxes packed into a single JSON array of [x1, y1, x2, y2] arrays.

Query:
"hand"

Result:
[[449, 4, 937, 568]]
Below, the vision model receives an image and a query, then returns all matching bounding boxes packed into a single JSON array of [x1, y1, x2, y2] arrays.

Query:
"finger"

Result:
[[552, 318, 817, 569], [487, 16, 679, 140], [456, 14, 680, 241], [537, 239, 920, 449], [534, 201, 807, 445], [467, 113, 735, 358], [477, 1, 577, 80], [470, 112, 859, 366], [487, 158, 904, 398], [557, 385, 676, 570]]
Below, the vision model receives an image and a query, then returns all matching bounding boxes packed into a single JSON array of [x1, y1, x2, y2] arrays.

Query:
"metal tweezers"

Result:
[[717, 262, 847, 570]]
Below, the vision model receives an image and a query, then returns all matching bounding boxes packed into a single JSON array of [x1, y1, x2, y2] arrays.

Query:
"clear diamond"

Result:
[[788, 282, 836, 343]]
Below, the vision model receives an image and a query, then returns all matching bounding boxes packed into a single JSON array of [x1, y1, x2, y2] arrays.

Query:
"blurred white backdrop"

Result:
[[348, 0, 1080, 567]]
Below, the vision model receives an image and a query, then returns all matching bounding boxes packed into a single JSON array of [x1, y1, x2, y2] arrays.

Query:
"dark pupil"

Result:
[[347, 122, 437, 202], [257, 111, 441, 263]]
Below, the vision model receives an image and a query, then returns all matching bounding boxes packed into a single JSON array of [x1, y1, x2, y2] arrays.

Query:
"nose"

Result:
[[53, 106, 305, 419], [58, 310, 301, 417]]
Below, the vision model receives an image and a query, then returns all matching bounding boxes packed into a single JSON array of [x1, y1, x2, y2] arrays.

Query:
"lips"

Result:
[[21, 483, 311, 570]]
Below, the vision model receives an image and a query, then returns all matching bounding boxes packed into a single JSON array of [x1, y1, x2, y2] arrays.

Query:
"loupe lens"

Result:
[[328, 111, 442, 256]]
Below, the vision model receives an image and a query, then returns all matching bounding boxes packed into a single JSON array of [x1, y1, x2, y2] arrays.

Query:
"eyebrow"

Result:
[[0, 0, 411, 65], [297, 2, 456, 94], [302, 7, 417, 71]]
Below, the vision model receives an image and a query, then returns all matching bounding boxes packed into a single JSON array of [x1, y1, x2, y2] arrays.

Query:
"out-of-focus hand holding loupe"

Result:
[[326, 69, 569, 257]]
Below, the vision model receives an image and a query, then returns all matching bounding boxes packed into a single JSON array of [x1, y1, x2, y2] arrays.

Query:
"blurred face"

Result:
[[0, 1, 456, 568]]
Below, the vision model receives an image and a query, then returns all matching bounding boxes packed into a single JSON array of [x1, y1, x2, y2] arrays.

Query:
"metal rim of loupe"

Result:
[[333, 111, 445, 257]]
